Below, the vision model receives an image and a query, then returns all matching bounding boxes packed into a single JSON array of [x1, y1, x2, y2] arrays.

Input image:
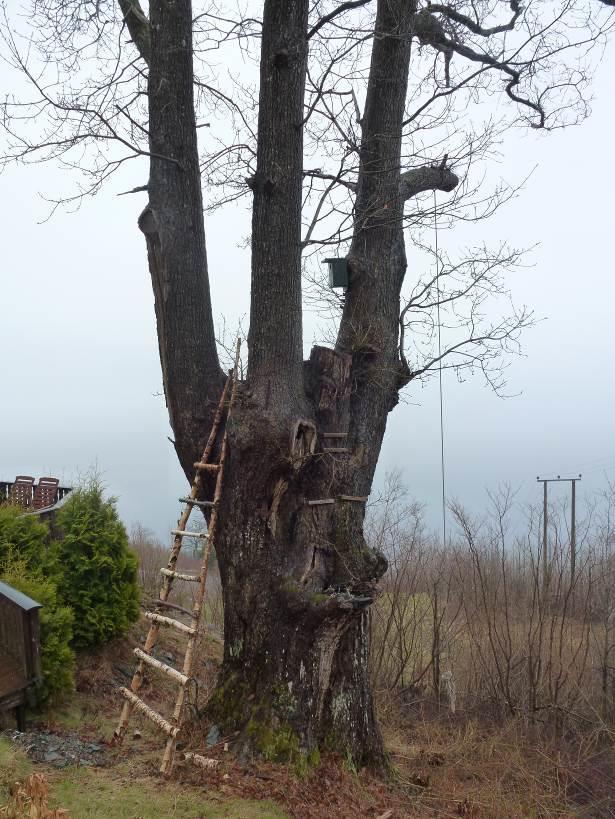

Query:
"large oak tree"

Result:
[[2, 0, 613, 766]]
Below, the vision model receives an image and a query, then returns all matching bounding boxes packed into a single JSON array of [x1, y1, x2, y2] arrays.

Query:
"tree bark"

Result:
[[207, 344, 387, 767], [247, 0, 309, 410], [141, 0, 418, 769], [141, 0, 224, 470]]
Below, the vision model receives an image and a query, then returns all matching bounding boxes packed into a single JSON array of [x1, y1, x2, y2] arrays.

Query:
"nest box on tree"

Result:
[[323, 257, 349, 289]]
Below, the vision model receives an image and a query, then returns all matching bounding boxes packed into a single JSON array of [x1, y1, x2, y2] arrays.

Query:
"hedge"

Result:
[[51, 479, 140, 648]]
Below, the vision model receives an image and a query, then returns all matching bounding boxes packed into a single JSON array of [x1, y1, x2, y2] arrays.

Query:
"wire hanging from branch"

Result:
[[434, 191, 447, 546]]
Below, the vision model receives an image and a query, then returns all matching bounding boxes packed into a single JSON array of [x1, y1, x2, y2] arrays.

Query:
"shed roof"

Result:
[[0, 580, 42, 611]]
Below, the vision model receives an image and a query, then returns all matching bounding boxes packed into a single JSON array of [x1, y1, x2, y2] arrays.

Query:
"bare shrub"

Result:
[[129, 523, 223, 633], [369, 477, 615, 739]]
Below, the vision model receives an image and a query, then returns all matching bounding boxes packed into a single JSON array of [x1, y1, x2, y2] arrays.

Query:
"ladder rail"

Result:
[[160, 340, 241, 774], [162, 374, 231, 582], [115, 339, 241, 776]]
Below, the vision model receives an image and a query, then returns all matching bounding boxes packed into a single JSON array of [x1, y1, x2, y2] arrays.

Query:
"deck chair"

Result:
[[33, 477, 60, 510], [9, 476, 35, 508]]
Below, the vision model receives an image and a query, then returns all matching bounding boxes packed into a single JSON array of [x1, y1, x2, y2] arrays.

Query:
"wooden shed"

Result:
[[0, 580, 42, 730]]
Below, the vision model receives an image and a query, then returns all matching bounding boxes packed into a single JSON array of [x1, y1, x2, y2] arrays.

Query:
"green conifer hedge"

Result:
[[51, 479, 140, 648], [0, 505, 48, 570]]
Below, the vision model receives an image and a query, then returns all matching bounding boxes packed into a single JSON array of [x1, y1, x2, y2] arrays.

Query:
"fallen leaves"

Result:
[[0, 773, 69, 819]]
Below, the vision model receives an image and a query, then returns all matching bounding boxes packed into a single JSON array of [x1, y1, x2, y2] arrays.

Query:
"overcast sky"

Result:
[[1, 31, 614, 544]]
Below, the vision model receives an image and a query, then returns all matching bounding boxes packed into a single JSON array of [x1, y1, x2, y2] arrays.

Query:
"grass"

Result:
[[0, 738, 288, 818], [378, 701, 615, 818], [0, 618, 288, 818]]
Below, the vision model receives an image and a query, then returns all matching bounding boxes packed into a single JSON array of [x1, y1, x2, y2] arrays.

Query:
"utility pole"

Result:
[[537, 477, 548, 594], [570, 475, 581, 585], [536, 475, 582, 593]]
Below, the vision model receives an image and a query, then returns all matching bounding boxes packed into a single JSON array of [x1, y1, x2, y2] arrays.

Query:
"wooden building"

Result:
[[0, 581, 42, 730]]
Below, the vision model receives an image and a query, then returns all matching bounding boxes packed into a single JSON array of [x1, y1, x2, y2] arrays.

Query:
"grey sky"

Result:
[[1, 37, 614, 543]]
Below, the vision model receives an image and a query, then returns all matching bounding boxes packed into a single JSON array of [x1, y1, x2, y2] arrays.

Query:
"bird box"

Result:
[[323, 257, 349, 289]]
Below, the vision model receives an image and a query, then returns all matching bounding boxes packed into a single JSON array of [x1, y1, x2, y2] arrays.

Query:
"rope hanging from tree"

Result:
[[434, 191, 447, 546]]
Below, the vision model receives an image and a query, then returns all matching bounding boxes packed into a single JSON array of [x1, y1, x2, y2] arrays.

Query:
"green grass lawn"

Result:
[[0, 738, 288, 818]]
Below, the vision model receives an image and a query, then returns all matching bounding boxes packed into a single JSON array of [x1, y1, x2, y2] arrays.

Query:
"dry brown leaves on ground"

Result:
[[176, 751, 420, 818], [0, 773, 69, 819]]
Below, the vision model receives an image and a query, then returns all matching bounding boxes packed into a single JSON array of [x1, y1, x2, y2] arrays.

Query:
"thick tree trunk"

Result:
[[206, 345, 387, 767], [141, 0, 224, 467], [141, 0, 420, 769], [247, 0, 309, 409]]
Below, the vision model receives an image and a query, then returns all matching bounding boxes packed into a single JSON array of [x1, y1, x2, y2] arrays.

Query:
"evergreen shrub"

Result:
[[0, 505, 49, 571], [51, 479, 140, 648]]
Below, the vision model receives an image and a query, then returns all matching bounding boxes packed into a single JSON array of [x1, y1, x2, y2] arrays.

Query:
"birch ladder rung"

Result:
[[193, 462, 220, 472], [154, 599, 193, 617], [179, 497, 216, 509], [160, 567, 200, 582], [323, 447, 350, 453], [144, 611, 196, 635], [171, 529, 209, 539], [133, 648, 189, 686], [182, 752, 219, 769], [118, 688, 179, 737]]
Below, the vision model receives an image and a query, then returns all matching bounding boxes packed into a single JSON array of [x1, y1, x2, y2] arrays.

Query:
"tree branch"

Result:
[[118, 0, 151, 65], [307, 0, 373, 40], [400, 162, 459, 201], [412, 9, 546, 126], [428, 0, 522, 37], [303, 159, 459, 202]]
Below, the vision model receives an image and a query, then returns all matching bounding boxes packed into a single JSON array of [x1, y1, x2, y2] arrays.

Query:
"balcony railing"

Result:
[[0, 480, 73, 510]]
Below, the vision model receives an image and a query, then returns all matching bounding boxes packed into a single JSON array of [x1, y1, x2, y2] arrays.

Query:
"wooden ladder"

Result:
[[114, 342, 240, 775]]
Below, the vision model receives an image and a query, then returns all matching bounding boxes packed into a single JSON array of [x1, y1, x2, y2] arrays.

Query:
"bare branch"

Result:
[[118, 0, 151, 65], [428, 0, 522, 37], [308, 0, 373, 40]]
